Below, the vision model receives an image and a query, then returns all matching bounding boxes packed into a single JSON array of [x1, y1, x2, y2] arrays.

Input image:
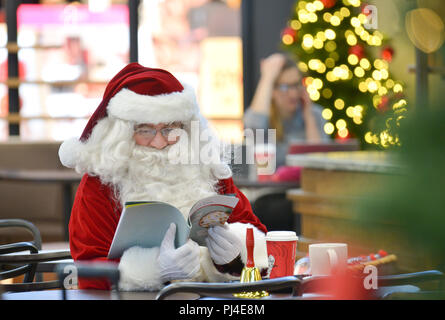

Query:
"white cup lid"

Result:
[[265, 231, 298, 241]]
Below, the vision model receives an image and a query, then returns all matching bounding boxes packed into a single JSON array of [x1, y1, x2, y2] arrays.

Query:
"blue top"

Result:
[[243, 104, 330, 167]]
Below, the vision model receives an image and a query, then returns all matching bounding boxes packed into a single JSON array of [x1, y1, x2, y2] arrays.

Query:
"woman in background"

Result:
[[244, 53, 329, 168]]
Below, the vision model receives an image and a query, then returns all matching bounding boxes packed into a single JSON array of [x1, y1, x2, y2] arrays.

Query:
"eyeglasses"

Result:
[[134, 124, 184, 142], [275, 82, 303, 92]]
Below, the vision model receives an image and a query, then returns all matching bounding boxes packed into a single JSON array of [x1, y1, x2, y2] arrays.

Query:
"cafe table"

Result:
[[1, 280, 423, 300], [1, 289, 197, 300], [1, 289, 326, 300], [233, 177, 299, 189], [232, 176, 300, 205], [1, 271, 331, 300]]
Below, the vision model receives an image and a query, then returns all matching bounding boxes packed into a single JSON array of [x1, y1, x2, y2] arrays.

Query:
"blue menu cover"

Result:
[[107, 195, 239, 259]]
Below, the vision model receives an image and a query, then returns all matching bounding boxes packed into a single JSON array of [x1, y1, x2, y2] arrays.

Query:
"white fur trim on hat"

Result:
[[107, 84, 199, 124], [58, 137, 83, 169]]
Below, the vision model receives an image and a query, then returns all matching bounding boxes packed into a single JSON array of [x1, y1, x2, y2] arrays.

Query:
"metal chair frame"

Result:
[[0, 219, 72, 292], [155, 270, 445, 300]]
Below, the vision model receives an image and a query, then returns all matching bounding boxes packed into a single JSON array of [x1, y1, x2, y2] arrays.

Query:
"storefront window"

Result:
[[1, 0, 243, 143], [0, 23, 9, 140], [1, 3, 129, 141], [138, 0, 243, 143]]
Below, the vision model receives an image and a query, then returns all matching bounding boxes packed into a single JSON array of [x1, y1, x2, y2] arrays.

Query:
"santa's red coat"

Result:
[[69, 174, 267, 290]]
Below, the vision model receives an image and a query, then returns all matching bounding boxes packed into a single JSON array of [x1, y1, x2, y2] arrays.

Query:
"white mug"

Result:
[[309, 243, 348, 276]]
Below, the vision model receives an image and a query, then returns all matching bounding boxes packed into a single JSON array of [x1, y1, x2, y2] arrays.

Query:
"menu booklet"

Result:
[[107, 194, 239, 259]]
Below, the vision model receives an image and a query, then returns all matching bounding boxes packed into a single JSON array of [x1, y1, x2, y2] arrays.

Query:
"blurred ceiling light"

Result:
[[405, 8, 444, 53], [89, 0, 111, 12], [226, 0, 241, 9]]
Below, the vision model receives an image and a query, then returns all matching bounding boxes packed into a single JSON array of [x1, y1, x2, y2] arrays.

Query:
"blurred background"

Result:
[[0, 0, 441, 145], [0, 0, 445, 290]]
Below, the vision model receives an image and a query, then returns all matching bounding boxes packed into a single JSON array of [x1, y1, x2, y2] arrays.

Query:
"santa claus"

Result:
[[58, 63, 268, 291]]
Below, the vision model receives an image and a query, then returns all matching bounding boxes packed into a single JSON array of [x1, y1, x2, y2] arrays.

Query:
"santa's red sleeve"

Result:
[[218, 177, 267, 233], [69, 174, 121, 290]]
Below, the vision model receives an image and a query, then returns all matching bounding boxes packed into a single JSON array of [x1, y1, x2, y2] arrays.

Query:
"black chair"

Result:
[[377, 270, 445, 299], [251, 192, 299, 233], [155, 276, 303, 300], [0, 218, 42, 250], [0, 219, 72, 292]]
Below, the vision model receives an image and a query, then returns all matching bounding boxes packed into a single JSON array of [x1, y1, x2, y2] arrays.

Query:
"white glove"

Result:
[[157, 223, 201, 283], [205, 224, 242, 265]]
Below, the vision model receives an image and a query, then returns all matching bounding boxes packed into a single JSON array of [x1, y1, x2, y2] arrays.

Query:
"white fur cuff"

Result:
[[199, 247, 238, 283], [118, 246, 164, 291]]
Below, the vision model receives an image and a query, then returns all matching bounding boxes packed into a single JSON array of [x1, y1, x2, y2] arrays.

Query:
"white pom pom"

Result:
[[211, 163, 232, 180], [58, 137, 83, 168]]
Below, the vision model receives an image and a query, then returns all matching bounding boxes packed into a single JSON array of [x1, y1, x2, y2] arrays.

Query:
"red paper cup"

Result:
[[266, 231, 298, 278]]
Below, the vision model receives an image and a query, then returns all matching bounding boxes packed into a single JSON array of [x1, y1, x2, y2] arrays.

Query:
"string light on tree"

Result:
[[282, 0, 407, 148]]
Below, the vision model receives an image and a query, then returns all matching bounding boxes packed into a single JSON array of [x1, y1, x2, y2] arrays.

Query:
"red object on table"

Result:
[[272, 166, 302, 182], [378, 249, 387, 257], [267, 239, 298, 278], [246, 228, 255, 268]]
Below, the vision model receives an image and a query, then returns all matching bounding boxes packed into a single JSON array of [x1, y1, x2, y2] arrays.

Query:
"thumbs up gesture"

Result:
[[158, 223, 201, 282]]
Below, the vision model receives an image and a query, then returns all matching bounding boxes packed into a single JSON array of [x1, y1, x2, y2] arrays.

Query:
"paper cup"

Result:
[[266, 231, 298, 278]]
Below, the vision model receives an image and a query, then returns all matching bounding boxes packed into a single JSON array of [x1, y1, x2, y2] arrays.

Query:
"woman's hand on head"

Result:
[[260, 53, 287, 82], [300, 86, 313, 115]]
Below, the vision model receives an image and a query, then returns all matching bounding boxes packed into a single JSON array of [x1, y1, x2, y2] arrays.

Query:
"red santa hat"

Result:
[[58, 63, 213, 170], [84, 63, 199, 140]]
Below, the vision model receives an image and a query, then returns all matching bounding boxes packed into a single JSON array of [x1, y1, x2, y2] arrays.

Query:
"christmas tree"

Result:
[[281, 0, 407, 148]]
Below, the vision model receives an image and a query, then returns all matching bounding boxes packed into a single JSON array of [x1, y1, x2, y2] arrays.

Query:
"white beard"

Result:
[[114, 142, 219, 218]]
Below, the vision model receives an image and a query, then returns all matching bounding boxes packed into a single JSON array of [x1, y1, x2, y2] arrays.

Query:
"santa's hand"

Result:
[[158, 223, 200, 282], [206, 224, 242, 265]]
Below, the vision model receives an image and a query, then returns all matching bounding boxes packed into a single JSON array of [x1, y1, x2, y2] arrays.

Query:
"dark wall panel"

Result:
[[242, 0, 296, 109]]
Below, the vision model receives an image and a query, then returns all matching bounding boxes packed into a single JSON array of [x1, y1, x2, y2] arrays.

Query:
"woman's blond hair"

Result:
[[269, 55, 301, 141]]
